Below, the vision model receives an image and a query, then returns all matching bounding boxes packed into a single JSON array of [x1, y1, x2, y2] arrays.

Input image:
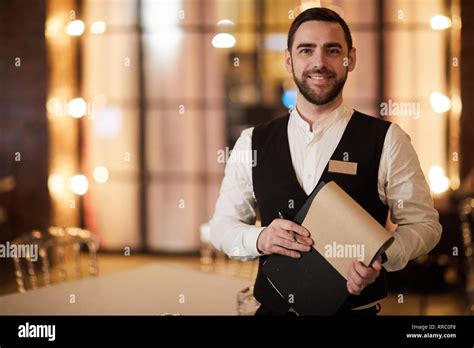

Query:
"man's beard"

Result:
[[292, 66, 348, 106]]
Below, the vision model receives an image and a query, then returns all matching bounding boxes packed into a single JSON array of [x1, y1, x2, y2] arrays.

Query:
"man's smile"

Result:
[[306, 74, 334, 86]]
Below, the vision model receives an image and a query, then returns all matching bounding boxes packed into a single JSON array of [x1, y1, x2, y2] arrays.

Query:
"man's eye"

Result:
[[300, 49, 311, 54], [327, 49, 341, 55]]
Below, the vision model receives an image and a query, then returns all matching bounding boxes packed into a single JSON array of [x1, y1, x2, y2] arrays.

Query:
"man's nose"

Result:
[[310, 48, 327, 69]]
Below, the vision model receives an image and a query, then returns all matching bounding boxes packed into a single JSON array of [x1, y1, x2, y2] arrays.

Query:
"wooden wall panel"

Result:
[[0, 0, 50, 244]]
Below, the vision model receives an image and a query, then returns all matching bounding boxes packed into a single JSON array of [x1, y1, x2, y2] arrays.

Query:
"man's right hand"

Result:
[[256, 219, 313, 258]]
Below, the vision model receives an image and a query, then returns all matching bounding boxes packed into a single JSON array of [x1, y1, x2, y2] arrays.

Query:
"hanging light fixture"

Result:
[[430, 15, 452, 30], [212, 19, 236, 48], [66, 20, 85, 36], [70, 175, 89, 195], [90, 21, 106, 34], [68, 98, 87, 118], [430, 92, 451, 113], [428, 166, 450, 194]]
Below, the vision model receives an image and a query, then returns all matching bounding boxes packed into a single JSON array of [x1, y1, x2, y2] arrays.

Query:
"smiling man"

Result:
[[210, 7, 442, 316]]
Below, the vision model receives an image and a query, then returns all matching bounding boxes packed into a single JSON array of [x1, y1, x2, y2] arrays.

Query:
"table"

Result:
[[0, 262, 251, 315]]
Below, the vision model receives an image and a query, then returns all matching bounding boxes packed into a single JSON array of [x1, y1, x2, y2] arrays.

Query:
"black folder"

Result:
[[263, 246, 349, 315], [261, 181, 391, 315], [262, 182, 349, 315]]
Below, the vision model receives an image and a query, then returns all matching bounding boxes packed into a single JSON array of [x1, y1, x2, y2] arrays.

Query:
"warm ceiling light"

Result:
[[93, 166, 109, 184], [48, 174, 66, 195], [216, 19, 234, 26], [68, 98, 87, 118], [90, 21, 106, 34], [66, 20, 85, 36], [45, 17, 64, 38], [212, 33, 236, 48], [428, 166, 450, 194], [430, 92, 451, 113], [70, 175, 89, 195], [46, 97, 63, 117], [430, 15, 452, 30]]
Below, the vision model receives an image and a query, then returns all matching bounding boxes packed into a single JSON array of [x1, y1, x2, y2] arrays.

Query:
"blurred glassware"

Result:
[[199, 223, 215, 271], [237, 285, 259, 315]]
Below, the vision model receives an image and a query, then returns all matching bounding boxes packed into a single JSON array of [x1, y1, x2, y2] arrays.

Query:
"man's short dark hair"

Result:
[[287, 7, 353, 52]]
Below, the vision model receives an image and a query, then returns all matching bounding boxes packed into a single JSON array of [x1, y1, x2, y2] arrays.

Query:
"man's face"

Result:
[[285, 20, 356, 106]]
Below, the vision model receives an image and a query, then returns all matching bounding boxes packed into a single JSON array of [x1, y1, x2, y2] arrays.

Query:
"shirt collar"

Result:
[[289, 103, 352, 141]]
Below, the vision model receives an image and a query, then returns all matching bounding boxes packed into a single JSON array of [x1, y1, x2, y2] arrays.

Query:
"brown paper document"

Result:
[[302, 181, 394, 280]]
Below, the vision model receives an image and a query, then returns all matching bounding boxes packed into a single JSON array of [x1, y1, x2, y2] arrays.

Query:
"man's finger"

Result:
[[347, 280, 361, 295], [346, 281, 353, 294], [276, 228, 313, 246], [275, 228, 297, 242], [349, 262, 365, 287], [371, 258, 382, 271], [354, 261, 372, 279], [275, 237, 311, 252], [278, 219, 310, 237], [295, 235, 313, 246]]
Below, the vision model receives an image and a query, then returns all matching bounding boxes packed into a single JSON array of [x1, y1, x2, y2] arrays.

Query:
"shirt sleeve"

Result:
[[210, 127, 264, 261], [378, 123, 443, 272]]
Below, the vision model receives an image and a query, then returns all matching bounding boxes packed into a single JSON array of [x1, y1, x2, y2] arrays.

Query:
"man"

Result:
[[210, 7, 442, 316]]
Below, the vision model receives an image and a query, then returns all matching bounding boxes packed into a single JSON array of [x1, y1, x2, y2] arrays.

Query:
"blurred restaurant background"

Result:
[[0, 0, 473, 315]]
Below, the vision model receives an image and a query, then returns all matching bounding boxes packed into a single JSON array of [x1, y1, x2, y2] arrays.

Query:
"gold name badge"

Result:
[[328, 160, 358, 175]]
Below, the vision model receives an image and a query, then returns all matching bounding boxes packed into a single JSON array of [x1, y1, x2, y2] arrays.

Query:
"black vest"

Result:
[[251, 110, 391, 314]]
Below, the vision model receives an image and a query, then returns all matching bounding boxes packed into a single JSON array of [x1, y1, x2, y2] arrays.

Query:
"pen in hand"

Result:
[[278, 211, 298, 243], [256, 212, 312, 258]]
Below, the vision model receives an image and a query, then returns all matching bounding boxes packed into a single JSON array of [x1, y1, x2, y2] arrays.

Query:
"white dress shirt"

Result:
[[210, 103, 442, 274]]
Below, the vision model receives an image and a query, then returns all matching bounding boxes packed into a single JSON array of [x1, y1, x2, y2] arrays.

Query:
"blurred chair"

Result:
[[236, 285, 259, 315], [12, 227, 98, 293]]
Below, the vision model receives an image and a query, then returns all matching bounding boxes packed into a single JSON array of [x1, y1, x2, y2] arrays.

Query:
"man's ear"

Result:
[[284, 49, 293, 73], [347, 47, 356, 72]]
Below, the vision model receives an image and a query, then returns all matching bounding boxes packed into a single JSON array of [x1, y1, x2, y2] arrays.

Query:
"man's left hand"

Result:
[[346, 256, 382, 295]]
